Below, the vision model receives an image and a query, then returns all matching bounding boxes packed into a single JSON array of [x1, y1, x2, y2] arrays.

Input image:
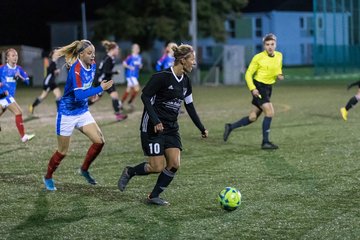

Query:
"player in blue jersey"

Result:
[[0, 48, 35, 142], [155, 42, 176, 72], [88, 40, 127, 121], [28, 50, 61, 115], [118, 44, 209, 206], [42, 40, 114, 191], [121, 43, 142, 111]]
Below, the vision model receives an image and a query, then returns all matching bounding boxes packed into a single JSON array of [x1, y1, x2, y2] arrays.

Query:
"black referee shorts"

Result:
[[251, 79, 272, 109], [43, 81, 58, 92], [141, 131, 182, 156]]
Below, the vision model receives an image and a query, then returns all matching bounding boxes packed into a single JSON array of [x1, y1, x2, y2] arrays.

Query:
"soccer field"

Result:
[[1, 80, 359, 239]]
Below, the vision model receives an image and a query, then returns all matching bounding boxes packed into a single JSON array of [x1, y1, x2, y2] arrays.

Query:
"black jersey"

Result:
[[95, 55, 115, 82], [43, 61, 57, 86], [140, 68, 194, 133]]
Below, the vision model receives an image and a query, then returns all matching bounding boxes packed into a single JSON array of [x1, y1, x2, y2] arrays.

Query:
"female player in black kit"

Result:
[[118, 44, 209, 206], [29, 50, 61, 114], [88, 40, 127, 121]]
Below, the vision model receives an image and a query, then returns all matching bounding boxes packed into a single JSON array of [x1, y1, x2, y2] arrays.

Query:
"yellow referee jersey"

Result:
[[245, 50, 283, 91]]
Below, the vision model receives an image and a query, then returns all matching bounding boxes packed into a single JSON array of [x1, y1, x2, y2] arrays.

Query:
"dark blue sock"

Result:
[[149, 168, 177, 198], [128, 162, 149, 177], [262, 116, 272, 143], [231, 116, 251, 129]]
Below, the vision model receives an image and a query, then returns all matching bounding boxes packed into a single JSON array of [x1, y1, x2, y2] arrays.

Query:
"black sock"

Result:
[[262, 116, 272, 143], [345, 96, 358, 111], [231, 116, 251, 130], [149, 168, 177, 199], [127, 162, 149, 177], [112, 99, 120, 113], [32, 98, 41, 107]]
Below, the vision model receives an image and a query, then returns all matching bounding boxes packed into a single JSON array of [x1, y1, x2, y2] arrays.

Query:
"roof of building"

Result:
[[242, 0, 313, 12]]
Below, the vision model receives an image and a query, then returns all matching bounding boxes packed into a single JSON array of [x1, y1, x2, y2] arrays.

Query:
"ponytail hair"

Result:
[[172, 44, 194, 65], [102, 40, 118, 52], [54, 39, 93, 68]]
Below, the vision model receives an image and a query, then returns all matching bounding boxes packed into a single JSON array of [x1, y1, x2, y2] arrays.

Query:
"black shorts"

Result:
[[43, 81, 58, 92], [141, 131, 182, 156], [251, 79, 272, 109]]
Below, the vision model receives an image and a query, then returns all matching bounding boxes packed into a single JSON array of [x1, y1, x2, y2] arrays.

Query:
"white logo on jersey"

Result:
[[6, 77, 15, 82], [168, 85, 174, 90], [83, 82, 92, 89]]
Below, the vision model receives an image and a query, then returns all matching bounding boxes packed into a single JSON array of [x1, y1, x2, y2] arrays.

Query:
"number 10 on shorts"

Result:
[[149, 143, 160, 154]]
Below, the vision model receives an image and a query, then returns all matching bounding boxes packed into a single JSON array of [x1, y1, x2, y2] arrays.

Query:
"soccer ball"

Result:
[[218, 187, 241, 211]]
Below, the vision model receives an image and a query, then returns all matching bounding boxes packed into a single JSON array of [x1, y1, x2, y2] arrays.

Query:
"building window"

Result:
[[300, 16, 314, 37], [256, 44, 262, 53], [225, 19, 236, 38], [205, 46, 213, 59], [300, 17, 304, 29], [255, 18, 262, 37], [318, 17, 323, 29]]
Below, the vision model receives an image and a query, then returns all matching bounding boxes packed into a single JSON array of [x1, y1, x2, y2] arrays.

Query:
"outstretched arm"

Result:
[[185, 102, 208, 138]]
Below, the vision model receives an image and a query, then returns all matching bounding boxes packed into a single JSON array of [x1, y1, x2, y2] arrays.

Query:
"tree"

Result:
[[94, 0, 248, 49]]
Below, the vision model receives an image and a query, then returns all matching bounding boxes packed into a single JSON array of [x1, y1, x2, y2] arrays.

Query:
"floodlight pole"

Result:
[[191, 0, 199, 84], [81, 2, 88, 39]]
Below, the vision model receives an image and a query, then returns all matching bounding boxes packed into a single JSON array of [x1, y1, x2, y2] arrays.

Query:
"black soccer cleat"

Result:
[[146, 195, 170, 206], [118, 167, 131, 192], [261, 141, 279, 150], [223, 123, 232, 142]]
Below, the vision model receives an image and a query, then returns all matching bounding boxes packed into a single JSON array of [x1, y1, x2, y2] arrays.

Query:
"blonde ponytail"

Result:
[[54, 40, 93, 68]]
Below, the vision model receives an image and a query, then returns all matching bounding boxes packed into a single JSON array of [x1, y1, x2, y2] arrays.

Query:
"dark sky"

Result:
[[0, 0, 115, 50], [0, 0, 312, 51]]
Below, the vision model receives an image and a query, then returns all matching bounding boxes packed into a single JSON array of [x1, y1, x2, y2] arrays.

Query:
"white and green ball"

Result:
[[218, 187, 241, 211]]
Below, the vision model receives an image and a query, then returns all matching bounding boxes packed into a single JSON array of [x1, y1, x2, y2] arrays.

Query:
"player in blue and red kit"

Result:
[[0, 48, 35, 142], [121, 43, 142, 111], [155, 42, 176, 72], [42, 40, 114, 191]]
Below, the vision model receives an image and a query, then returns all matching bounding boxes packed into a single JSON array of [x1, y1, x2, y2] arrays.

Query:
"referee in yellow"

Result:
[[223, 33, 284, 149]]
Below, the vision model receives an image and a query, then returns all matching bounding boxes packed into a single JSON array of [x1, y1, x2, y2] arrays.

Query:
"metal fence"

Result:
[[314, 0, 360, 74]]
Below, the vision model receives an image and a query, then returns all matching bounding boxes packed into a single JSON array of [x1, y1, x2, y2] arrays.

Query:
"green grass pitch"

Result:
[[0, 78, 359, 239]]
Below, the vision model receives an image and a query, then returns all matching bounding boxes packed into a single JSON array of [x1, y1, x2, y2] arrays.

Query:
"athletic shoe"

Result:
[[79, 168, 97, 185], [223, 123, 232, 142], [146, 195, 170, 206], [21, 134, 35, 143], [28, 105, 34, 115], [115, 113, 128, 121], [340, 107, 348, 121], [261, 141, 279, 150], [43, 177, 57, 191], [118, 167, 131, 192]]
